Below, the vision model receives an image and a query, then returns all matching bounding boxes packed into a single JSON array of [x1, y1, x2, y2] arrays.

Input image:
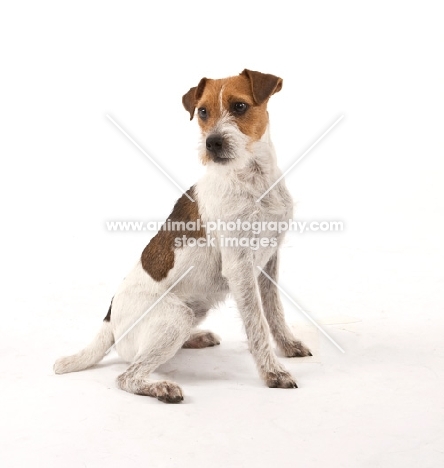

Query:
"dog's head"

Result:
[[182, 69, 282, 165]]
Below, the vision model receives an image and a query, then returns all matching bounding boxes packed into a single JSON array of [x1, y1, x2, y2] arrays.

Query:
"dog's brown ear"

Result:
[[182, 78, 207, 120], [241, 69, 283, 105], [182, 87, 197, 120]]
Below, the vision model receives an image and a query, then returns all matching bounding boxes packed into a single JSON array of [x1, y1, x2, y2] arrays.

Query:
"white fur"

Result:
[[218, 85, 225, 113]]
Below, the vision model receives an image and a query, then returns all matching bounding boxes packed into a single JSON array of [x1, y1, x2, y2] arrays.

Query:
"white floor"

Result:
[[2, 245, 443, 468]]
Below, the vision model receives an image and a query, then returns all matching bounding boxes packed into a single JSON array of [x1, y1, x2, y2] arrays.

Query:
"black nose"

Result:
[[206, 134, 224, 155]]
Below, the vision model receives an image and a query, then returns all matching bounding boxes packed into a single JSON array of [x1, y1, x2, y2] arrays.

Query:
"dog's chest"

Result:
[[196, 167, 293, 226]]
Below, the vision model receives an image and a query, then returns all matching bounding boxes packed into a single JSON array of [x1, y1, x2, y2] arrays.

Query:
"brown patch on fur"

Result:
[[141, 186, 205, 281]]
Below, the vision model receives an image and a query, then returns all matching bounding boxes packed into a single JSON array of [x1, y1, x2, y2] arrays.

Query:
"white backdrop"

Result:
[[1, 1, 443, 467]]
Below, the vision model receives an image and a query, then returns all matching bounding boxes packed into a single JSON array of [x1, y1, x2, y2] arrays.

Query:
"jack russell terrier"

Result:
[[54, 69, 312, 403]]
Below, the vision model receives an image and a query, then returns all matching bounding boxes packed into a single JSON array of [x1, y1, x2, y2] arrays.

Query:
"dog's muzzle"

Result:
[[205, 134, 231, 163]]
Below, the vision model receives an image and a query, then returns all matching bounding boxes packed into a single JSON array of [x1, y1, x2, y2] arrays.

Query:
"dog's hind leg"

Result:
[[116, 294, 194, 403], [180, 305, 220, 349], [258, 253, 312, 357], [54, 321, 115, 374]]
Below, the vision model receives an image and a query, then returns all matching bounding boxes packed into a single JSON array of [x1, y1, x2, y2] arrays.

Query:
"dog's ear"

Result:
[[241, 69, 283, 105], [182, 78, 207, 120], [182, 87, 197, 120]]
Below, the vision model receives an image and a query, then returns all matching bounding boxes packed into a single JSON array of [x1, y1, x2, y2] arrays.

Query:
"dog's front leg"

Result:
[[259, 252, 312, 357], [222, 249, 297, 388]]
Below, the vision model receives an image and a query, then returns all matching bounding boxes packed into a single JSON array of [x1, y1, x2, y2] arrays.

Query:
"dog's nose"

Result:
[[206, 134, 224, 155]]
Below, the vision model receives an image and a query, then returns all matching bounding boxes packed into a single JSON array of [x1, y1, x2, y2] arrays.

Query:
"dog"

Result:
[[54, 69, 312, 403]]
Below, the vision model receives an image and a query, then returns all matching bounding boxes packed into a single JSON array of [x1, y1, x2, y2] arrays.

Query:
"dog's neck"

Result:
[[196, 124, 284, 216]]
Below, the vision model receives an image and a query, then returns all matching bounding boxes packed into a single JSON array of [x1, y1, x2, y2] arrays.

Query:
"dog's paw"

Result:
[[53, 356, 74, 374], [182, 331, 221, 349], [280, 340, 312, 358], [141, 381, 184, 404], [265, 370, 298, 389]]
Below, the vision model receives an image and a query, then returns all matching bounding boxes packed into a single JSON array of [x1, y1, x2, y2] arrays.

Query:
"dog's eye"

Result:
[[198, 107, 207, 120], [232, 102, 248, 115]]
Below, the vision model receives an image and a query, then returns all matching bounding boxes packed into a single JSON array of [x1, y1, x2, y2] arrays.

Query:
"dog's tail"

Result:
[[54, 321, 114, 374]]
